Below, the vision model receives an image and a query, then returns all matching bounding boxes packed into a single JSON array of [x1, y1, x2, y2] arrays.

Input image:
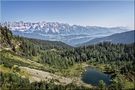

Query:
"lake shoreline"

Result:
[[81, 63, 114, 86]]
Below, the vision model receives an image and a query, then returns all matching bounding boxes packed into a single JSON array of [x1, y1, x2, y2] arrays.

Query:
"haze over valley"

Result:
[[1, 21, 132, 46]]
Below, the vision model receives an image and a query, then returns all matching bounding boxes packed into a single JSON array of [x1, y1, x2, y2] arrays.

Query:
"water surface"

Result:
[[82, 67, 111, 86]]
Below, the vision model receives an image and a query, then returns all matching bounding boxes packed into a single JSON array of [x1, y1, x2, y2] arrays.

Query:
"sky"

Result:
[[0, 0, 134, 29]]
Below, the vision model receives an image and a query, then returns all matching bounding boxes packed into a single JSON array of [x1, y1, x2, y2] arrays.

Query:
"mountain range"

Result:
[[1, 21, 132, 46]]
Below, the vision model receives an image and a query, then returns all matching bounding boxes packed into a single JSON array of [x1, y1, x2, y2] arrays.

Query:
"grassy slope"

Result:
[[0, 27, 134, 89], [0, 49, 92, 88], [0, 49, 134, 89], [0, 50, 44, 69]]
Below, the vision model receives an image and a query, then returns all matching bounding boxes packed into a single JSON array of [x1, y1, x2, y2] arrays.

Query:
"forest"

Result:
[[0, 26, 135, 90]]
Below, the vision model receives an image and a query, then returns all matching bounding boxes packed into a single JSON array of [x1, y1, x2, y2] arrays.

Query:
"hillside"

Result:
[[79, 30, 135, 46], [0, 26, 91, 89], [0, 26, 135, 90], [24, 38, 72, 50], [0, 26, 72, 52]]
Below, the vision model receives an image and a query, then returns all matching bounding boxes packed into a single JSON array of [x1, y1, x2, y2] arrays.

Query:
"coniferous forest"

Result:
[[0, 26, 135, 90]]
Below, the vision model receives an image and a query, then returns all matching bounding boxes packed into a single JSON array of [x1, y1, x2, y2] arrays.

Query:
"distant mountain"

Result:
[[78, 30, 135, 46], [0, 26, 72, 51], [1, 21, 131, 46]]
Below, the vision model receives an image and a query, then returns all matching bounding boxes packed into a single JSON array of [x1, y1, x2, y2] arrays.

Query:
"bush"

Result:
[[12, 65, 20, 72]]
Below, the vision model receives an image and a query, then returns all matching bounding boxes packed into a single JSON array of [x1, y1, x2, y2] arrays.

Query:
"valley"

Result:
[[0, 26, 135, 89], [1, 21, 131, 46], [1, 0, 134, 89]]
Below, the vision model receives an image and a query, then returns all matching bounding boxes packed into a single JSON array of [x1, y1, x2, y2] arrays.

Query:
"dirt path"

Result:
[[20, 66, 92, 88], [20, 66, 72, 85]]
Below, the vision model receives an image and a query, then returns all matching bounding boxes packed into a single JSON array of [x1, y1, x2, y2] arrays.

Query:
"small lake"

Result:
[[82, 67, 111, 86]]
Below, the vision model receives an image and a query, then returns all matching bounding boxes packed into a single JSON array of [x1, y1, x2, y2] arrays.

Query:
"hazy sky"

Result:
[[1, 0, 134, 29]]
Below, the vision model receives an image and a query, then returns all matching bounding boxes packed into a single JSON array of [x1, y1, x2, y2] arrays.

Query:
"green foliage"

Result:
[[0, 50, 31, 68], [0, 26, 134, 89], [30, 81, 89, 90], [108, 77, 125, 90], [0, 71, 89, 90], [0, 26, 13, 48], [27, 38, 72, 50], [0, 72, 30, 90], [98, 80, 106, 90], [19, 39, 39, 57], [12, 65, 20, 72]]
